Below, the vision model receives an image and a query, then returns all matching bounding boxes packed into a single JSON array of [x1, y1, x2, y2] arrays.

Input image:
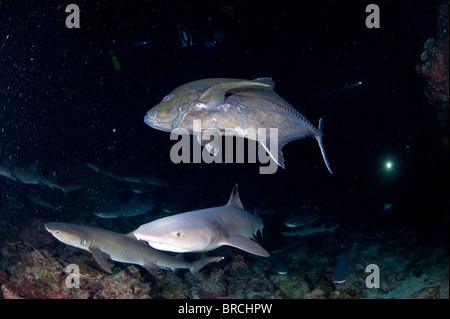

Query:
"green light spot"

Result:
[[110, 50, 121, 71]]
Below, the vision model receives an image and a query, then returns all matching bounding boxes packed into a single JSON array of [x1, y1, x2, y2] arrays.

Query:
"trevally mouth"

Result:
[[143, 109, 184, 131]]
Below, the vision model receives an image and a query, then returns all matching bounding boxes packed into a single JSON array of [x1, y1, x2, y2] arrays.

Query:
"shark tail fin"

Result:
[[316, 118, 333, 174], [227, 184, 244, 209], [189, 256, 224, 279]]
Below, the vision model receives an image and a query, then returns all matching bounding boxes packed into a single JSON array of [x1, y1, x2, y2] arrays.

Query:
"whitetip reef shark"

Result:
[[0, 161, 82, 195], [93, 199, 155, 219], [45, 222, 223, 279], [134, 184, 270, 257], [143, 77, 333, 173]]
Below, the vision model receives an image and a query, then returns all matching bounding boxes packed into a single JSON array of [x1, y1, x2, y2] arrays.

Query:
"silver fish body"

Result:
[[144, 78, 333, 173]]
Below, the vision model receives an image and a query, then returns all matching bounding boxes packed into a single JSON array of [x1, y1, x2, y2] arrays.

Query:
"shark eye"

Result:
[[162, 94, 174, 102], [176, 231, 181, 237]]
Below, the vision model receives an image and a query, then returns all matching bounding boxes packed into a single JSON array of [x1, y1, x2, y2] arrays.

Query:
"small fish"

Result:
[[144, 78, 333, 173], [281, 224, 339, 237], [178, 25, 194, 47], [284, 208, 319, 228], [93, 200, 155, 219]]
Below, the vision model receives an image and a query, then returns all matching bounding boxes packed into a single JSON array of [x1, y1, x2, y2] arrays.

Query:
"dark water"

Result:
[[0, 0, 448, 302]]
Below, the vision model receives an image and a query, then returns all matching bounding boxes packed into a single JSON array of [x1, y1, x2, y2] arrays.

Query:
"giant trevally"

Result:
[[143, 78, 333, 173]]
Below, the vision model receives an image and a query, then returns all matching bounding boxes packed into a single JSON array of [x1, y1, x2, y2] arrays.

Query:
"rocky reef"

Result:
[[415, 0, 449, 146], [0, 217, 447, 299]]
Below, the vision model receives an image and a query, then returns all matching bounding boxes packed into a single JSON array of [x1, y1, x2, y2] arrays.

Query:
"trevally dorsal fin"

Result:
[[199, 80, 271, 108], [253, 77, 275, 89], [227, 184, 244, 209]]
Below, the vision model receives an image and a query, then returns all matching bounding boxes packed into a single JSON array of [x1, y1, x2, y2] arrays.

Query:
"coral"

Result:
[[197, 268, 227, 298], [229, 255, 252, 279], [160, 281, 189, 299], [93, 268, 150, 299], [411, 286, 441, 299], [277, 274, 310, 298], [415, 0, 449, 141], [0, 215, 447, 299]]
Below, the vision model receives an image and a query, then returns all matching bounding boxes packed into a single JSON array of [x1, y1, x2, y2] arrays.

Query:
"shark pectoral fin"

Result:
[[143, 264, 161, 277], [89, 247, 112, 273], [225, 236, 270, 257], [190, 256, 225, 280], [252, 77, 275, 89], [199, 80, 271, 107]]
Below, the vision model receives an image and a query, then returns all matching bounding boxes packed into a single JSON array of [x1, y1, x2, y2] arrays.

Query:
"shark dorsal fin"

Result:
[[227, 184, 244, 209]]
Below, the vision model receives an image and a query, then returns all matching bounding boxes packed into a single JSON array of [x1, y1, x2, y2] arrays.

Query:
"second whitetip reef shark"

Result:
[[134, 184, 270, 257]]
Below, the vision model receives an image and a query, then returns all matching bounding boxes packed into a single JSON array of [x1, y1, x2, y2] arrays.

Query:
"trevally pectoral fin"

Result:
[[317, 118, 333, 174], [199, 80, 271, 108], [196, 128, 221, 156], [224, 235, 270, 257]]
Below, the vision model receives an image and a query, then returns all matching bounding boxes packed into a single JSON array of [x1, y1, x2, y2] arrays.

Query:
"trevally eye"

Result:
[[162, 94, 174, 102]]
